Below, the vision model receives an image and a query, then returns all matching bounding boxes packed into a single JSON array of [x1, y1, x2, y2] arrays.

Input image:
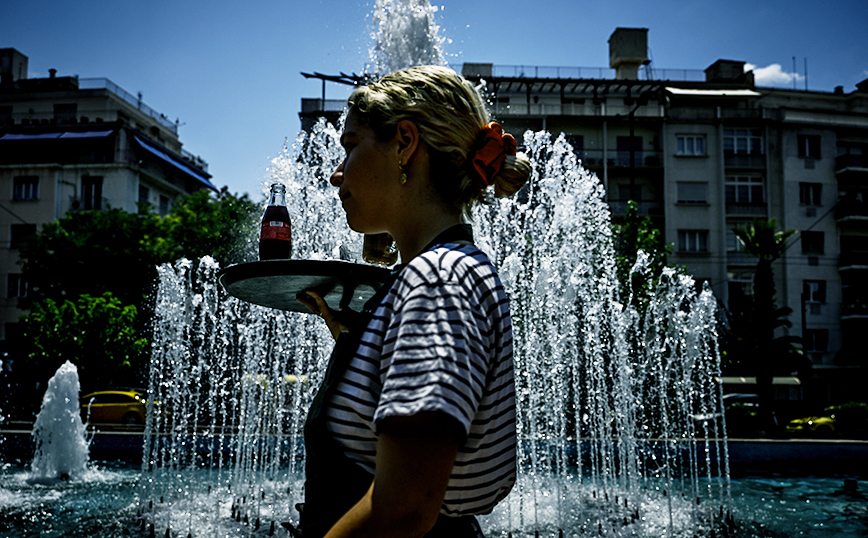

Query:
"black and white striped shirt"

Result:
[[324, 241, 517, 516]]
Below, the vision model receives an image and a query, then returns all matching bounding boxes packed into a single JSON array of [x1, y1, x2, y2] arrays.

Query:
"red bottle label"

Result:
[[261, 221, 291, 241]]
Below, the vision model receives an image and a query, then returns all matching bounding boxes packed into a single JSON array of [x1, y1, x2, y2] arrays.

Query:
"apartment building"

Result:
[[0, 48, 216, 347], [301, 28, 868, 406]]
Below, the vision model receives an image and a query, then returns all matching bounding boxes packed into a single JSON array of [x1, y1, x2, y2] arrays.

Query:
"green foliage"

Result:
[[18, 293, 148, 392], [612, 200, 675, 307], [15, 188, 260, 391], [159, 187, 259, 267]]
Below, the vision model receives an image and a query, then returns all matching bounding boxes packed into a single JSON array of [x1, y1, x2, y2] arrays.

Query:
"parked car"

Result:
[[787, 402, 868, 439], [80, 390, 148, 425], [786, 413, 836, 437]]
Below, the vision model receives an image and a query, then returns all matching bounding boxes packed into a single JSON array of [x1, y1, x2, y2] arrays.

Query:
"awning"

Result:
[[0, 130, 115, 140], [717, 376, 802, 386], [665, 87, 761, 97], [132, 134, 217, 192]]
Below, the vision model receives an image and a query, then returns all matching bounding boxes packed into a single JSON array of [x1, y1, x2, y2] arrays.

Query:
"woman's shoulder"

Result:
[[403, 243, 496, 286]]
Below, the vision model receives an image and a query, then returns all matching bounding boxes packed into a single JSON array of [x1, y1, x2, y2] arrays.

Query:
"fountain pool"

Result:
[[1, 460, 865, 537]]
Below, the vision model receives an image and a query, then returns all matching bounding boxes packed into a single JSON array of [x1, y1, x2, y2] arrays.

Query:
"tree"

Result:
[[14, 188, 260, 395], [612, 200, 674, 308], [728, 218, 803, 432], [159, 187, 259, 268], [18, 293, 148, 394]]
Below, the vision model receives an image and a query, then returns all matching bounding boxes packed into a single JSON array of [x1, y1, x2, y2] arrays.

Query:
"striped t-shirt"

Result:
[[324, 241, 517, 516]]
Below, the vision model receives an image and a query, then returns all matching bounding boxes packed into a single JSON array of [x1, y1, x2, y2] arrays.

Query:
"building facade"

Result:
[[301, 28, 868, 407], [0, 48, 216, 348]]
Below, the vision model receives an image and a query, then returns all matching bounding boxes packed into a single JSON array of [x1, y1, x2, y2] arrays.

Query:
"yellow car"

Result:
[[80, 390, 148, 425], [786, 414, 835, 437]]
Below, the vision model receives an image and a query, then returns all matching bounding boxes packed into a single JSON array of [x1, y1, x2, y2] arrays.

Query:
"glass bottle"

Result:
[[259, 183, 291, 260], [362, 232, 398, 266]]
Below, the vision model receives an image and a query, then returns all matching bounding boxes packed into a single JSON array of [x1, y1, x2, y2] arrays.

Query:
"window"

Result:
[[803, 280, 826, 303], [727, 271, 753, 309], [726, 230, 745, 252], [724, 129, 763, 155], [798, 135, 821, 159], [803, 329, 828, 352], [53, 103, 77, 122], [676, 135, 706, 156], [159, 195, 170, 216], [678, 230, 709, 253], [10, 224, 36, 249], [616, 136, 643, 166], [82, 176, 103, 210], [799, 183, 822, 206], [725, 176, 764, 203], [0, 105, 11, 124], [7, 274, 27, 299], [676, 182, 708, 203], [12, 176, 39, 200], [800, 231, 824, 255]]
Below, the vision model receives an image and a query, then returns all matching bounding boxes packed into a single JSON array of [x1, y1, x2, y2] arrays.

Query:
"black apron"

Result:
[[297, 224, 484, 538]]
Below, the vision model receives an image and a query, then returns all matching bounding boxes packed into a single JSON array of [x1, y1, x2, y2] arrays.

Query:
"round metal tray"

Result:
[[217, 260, 392, 313]]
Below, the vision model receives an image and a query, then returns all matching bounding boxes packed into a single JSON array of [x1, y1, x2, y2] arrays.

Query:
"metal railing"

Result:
[[490, 65, 705, 82], [79, 78, 178, 134]]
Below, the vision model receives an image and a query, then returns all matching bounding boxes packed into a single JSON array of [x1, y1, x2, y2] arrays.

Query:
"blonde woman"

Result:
[[298, 65, 531, 538]]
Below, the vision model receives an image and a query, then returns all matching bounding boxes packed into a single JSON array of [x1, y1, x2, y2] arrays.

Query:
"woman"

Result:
[[298, 65, 531, 538]]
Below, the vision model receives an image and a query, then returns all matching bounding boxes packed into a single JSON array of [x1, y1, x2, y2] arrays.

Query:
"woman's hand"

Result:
[[297, 291, 356, 340]]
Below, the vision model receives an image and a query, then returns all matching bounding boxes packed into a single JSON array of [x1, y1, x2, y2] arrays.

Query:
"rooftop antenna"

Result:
[[793, 56, 797, 90], [804, 57, 808, 91]]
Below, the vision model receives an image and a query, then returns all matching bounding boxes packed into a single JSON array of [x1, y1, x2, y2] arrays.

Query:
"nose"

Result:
[[330, 160, 345, 187]]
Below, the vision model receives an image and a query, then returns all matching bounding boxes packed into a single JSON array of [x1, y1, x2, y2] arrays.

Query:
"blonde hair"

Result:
[[347, 65, 531, 216]]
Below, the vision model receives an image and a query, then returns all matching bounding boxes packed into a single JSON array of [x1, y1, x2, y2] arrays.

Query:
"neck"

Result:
[[392, 212, 462, 262]]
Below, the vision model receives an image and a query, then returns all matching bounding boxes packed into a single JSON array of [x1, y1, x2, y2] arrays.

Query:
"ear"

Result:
[[395, 119, 420, 167]]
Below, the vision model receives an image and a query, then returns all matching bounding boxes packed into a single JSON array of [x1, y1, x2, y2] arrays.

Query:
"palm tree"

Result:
[[731, 219, 801, 433]]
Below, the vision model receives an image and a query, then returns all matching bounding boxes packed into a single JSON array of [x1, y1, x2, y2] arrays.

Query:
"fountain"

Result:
[[0, 2, 865, 537], [134, 1, 735, 536], [29, 360, 90, 482]]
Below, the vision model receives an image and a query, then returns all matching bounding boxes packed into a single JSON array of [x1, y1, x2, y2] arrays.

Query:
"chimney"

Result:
[[609, 28, 648, 80], [49, 68, 57, 79]]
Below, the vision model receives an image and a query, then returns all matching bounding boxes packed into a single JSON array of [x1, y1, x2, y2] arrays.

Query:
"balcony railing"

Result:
[[608, 200, 664, 216], [79, 78, 178, 134], [726, 202, 768, 216], [836, 154, 868, 171], [727, 252, 757, 265], [835, 198, 868, 220], [489, 65, 705, 82], [724, 153, 766, 169], [577, 150, 663, 168], [839, 252, 868, 268]]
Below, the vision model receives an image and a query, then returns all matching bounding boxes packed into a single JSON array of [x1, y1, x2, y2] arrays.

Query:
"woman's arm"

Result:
[[324, 411, 463, 538]]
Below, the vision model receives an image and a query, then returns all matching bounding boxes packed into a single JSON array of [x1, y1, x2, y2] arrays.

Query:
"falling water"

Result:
[[141, 122, 731, 537], [29, 361, 90, 482], [139, 0, 731, 535]]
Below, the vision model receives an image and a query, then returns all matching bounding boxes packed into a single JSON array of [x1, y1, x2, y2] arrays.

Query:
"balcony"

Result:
[[724, 153, 766, 169], [577, 150, 663, 168], [608, 199, 664, 216], [839, 252, 868, 270], [842, 300, 868, 320], [834, 197, 868, 224], [836, 153, 868, 172], [726, 252, 757, 266], [725, 201, 768, 216]]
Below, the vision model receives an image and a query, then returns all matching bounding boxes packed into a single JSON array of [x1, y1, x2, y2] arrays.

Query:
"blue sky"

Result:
[[4, 0, 866, 199]]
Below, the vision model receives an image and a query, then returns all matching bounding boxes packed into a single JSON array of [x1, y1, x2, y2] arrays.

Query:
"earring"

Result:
[[398, 163, 408, 185]]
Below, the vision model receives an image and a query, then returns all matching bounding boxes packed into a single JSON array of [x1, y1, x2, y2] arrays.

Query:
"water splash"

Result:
[[141, 125, 731, 537], [366, 0, 447, 74], [29, 361, 89, 482]]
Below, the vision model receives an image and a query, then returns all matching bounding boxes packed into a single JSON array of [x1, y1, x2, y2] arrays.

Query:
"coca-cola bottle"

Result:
[[259, 183, 291, 260]]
